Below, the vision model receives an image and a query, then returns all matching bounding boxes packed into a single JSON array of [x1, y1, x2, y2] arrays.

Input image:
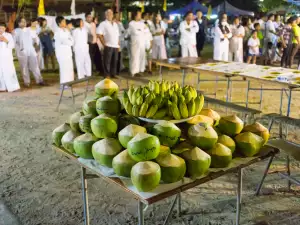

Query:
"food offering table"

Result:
[[52, 145, 279, 225]]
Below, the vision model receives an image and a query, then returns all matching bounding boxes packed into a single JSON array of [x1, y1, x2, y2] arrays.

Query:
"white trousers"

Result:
[[75, 50, 92, 79], [56, 50, 74, 84], [181, 44, 198, 57], [130, 40, 146, 75], [214, 42, 229, 61], [17, 54, 43, 85], [229, 49, 243, 62]]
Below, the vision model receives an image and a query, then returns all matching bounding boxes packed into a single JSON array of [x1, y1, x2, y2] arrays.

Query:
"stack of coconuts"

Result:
[[52, 79, 270, 192]]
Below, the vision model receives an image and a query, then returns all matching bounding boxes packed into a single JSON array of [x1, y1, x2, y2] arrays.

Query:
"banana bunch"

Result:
[[122, 80, 204, 120]]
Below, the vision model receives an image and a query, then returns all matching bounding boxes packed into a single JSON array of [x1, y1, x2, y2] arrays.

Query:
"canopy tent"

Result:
[[169, 1, 208, 15], [213, 0, 254, 16]]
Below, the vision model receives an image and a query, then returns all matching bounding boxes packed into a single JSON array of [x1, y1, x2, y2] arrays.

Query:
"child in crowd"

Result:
[[247, 30, 260, 64], [254, 23, 264, 55]]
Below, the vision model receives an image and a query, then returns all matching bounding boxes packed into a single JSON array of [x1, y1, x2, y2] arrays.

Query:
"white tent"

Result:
[[213, 1, 254, 16]]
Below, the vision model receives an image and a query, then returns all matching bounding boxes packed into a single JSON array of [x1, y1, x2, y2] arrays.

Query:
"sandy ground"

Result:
[[1, 54, 300, 225]]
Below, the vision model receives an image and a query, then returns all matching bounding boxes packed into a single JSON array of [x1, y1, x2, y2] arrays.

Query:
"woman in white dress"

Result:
[[213, 13, 232, 61], [72, 18, 91, 79], [152, 14, 167, 60], [29, 18, 44, 70], [229, 16, 245, 62], [0, 22, 20, 92]]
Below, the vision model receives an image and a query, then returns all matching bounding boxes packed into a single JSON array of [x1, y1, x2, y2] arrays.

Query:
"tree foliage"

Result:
[[258, 0, 288, 12]]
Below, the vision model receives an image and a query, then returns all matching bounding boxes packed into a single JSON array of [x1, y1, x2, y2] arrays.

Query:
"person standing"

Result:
[[195, 10, 206, 57], [213, 13, 232, 61], [142, 12, 153, 74], [39, 18, 56, 72], [152, 14, 167, 60], [161, 16, 171, 57], [229, 17, 245, 62], [97, 9, 120, 78], [73, 19, 91, 79], [279, 18, 292, 68], [179, 11, 199, 57], [128, 10, 147, 76], [247, 30, 260, 64], [289, 16, 300, 68], [264, 14, 277, 63], [54, 16, 74, 84], [29, 18, 44, 71], [84, 13, 97, 71], [0, 22, 20, 92], [13, 17, 44, 87], [115, 12, 126, 73]]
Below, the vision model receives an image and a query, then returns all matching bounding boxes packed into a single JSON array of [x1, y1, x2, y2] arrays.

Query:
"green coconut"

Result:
[[112, 150, 137, 177], [172, 141, 193, 154], [82, 96, 98, 116], [151, 121, 181, 148], [210, 143, 232, 168], [96, 96, 121, 116], [118, 115, 140, 130], [118, 124, 147, 148], [181, 147, 211, 179], [235, 132, 264, 157], [92, 138, 123, 168], [218, 115, 244, 137], [52, 123, 70, 146], [187, 115, 214, 126], [69, 111, 83, 132], [156, 154, 186, 183], [188, 123, 218, 150], [79, 114, 94, 133], [61, 130, 81, 153], [127, 133, 160, 162], [95, 78, 119, 97], [159, 145, 171, 157], [131, 161, 161, 192], [217, 135, 236, 153], [200, 109, 221, 126], [243, 122, 270, 145], [91, 114, 118, 138], [73, 133, 98, 159]]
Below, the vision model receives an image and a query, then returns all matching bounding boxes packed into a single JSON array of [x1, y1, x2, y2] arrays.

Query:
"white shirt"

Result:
[[179, 20, 199, 45], [72, 28, 89, 51], [97, 20, 119, 48], [265, 20, 275, 41], [84, 21, 97, 44], [258, 19, 265, 30], [54, 28, 74, 52], [13, 27, 38, 56], [248, 37, 260, 55], [128, 20, 148, 43], [116, 21, 125, 41]]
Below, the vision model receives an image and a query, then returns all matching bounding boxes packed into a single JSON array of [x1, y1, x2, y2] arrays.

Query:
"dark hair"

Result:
[[195, 10, 202, 14], [242, 17, 249, 27], [184, 11, 193, 19], [218, 12, 227, 20], [31, 18, 38, 23], [0, 22, 6, 27], [277, 42, 283, 49], [267, 41, 273, 49], [254, 23, 260, 29], [74, 18, 82, 28], [268, 14, 274, 20], [132, 10, 141, 20], [38, 17, 46, 27], [56, 16, 65, 26], [290, 16, 298, 23], [142, 12, 148, 18], [85, 12, 91, 18], [251, 30, 257, 35]]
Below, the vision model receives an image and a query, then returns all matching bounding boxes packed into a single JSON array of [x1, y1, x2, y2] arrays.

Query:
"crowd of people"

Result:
[[1, 8, 300, 93]]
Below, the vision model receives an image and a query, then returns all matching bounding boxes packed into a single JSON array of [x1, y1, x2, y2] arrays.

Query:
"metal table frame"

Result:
[[53, 145, 278, 225]]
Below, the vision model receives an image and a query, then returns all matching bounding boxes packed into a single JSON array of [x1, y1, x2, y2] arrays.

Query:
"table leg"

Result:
[[197, 72, 200, 91], [286, 155, 291, 192], [138, 201, 144, 225], [279, 89, 284, 115], [163, 195, 178, 225], [259, 84, 263, 110], [255, 155, 274, 196], [55, 85, 65, 111], [81, 167, 89, 225], [182, 69, 186, 87], [286, 88, 292, 117], [70, 85, 75, 105], [245, 81, 250, 108], [85, 80, 89, 98], [214, 76, 218, 99], [159, 65, 163, 81], [226, 77, 231, 103], [236, 168, 242, 225], [177, 193, 181, 218]]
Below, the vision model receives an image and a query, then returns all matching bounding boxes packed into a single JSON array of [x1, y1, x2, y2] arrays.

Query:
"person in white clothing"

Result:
[[0, 22, 20, 92], [142, 12, 154, 74], [152, 14, 167, 60], [247, 30, 260, 64], [54, 16, 74, 84], [264, 14, 276, 55], [229, 17, 245, 62], [128, 10, 147, 76], [84, 13, 98, 71], [13, 17, 44, 87], [213, 13, 232, 61], [179, 11, 199, 57], [114, 12, 126, 73], [29, 18, 44, 71], [72, 18, 91, 79], [97, 9, 120, 78]]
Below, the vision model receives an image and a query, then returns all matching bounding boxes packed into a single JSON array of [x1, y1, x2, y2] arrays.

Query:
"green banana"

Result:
[[154, 81, 160, 94], [187, 99, 196, 117], [194, 94, 205, 115], [167, 101, 173, 117], [184, 89, 193, 104], [158, 98, 167, 108], [132, 105, 140, 117], [153, 95, 163, 105], [153, 108, 168, 119], [171, 94, 178, 105], [146, 105, 159, 118], [173, 81, 179, 91], [128, 86, 134, 104], [179, 98, 189, 119], [171, 102, 181, 120], [142, 87, 149, 96], [124, 102, 133, 115], [122, 91, 129, 106], [136, 95, 143, 106], [139, 102, 149, 117], [189, 86, 197, 99], [131, 88, 140, 105]]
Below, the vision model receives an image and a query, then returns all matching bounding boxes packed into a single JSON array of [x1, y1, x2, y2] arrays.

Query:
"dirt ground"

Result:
[[1, 56, 300, 225]]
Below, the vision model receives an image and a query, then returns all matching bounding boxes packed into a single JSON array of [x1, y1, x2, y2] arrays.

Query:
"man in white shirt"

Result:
[[263, 14, 277, 62], [84, 13, 97, 71], [97, 9, 119, 78], [13, 17, 44, 87], [179, 11, 199, 57]]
